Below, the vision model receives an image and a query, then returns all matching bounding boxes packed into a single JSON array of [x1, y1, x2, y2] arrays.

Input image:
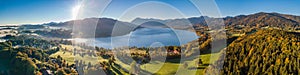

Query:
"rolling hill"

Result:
[[223, 12, 300, 28]]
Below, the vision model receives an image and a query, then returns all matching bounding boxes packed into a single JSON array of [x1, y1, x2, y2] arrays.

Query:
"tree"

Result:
[[183, 62, 189, 69], [130, 61, 138, 75], [0, 41, 13, 55], [56, 68, 66, 75], [198, 58, 203, 66], [108, 56, 115, 65], [11, 57, 38, 75], [95, 46, 100, 52]]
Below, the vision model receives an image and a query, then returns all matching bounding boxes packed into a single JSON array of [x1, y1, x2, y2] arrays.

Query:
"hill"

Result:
[[35, 12, 300, 38], [134, 12, 300, 29], [39, 12, 300, 29], [224, 12, 300, 28], [205, 29, 300, 74], [43, 18, 138, 37]]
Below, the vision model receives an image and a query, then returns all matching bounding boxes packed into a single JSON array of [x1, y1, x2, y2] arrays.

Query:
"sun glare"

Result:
[[72, 5, 81, 20]]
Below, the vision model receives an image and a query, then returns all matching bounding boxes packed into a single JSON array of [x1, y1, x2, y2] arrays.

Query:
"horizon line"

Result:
[[1, 11, 299, 26]]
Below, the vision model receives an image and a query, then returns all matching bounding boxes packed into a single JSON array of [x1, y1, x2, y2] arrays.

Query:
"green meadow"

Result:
[[50, 45, 220, 75]]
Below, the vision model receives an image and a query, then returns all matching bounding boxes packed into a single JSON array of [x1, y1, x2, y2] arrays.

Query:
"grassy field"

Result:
[[113, 52, 221, 75], [49, 45, 103, 65], [143, 53, 220, 75], [231, 33, 245, 37], [50, 45, 221, 75]]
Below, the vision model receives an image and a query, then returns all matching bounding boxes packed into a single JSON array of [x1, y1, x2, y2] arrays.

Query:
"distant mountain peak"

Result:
[[131, 17, 166, 25], [33, 12, 300, 32]]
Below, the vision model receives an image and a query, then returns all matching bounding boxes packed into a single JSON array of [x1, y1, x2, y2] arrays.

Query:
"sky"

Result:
[[0, 0, 300, 25]]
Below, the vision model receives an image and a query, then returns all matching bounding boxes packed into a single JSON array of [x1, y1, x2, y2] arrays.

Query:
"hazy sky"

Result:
[[1, 0, 300, 25]]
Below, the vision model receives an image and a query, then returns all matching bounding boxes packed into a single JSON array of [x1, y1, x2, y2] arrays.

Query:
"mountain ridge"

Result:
[[18, 12, 300, 38], [34, 12, 300, 29]]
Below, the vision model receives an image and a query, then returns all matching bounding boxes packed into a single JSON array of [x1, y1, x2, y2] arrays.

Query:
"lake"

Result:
[[72, 28, 198, 49]]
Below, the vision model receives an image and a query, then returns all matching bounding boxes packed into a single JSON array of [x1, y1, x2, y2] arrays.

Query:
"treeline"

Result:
[[205, 29, 300, 75], [183, 31, 238, 57], [34, 29, 72, 38], [2, 35, 59, 49]]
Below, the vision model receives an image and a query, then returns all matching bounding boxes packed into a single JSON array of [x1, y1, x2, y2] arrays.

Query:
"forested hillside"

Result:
[[0, 36, 76, 75], [205, 29, 300, 75]]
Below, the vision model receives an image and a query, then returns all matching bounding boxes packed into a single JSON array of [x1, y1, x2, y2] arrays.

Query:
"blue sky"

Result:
[[0, 0, 300, 25]]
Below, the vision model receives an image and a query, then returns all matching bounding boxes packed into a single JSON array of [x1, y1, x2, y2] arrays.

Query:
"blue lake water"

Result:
[[74, 28, 198, 49]]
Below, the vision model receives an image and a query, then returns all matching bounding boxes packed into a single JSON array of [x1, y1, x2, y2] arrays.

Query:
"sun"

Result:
[[72, 5, 81, 20]]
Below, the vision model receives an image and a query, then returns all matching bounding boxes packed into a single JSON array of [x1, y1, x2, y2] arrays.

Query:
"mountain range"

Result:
[[36, 12, 300, 37]]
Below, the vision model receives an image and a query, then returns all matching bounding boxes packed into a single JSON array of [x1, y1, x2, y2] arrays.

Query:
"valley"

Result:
[[1, 12, 300, 75]]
